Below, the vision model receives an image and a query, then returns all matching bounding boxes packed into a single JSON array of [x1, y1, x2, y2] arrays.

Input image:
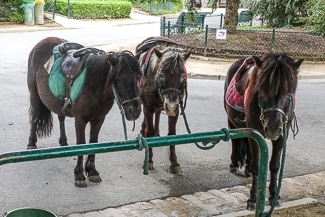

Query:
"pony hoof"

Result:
[[269, 198, 282, 207], [149, 162, 154, 170], [230, 165, 239, 174], [246, 200, 256, 211], [75, 180, 87, 188], [244, 168, 252, 177], [27, 145, 37, 150], [169, 165, 181, 174], [88, 175, 102, 183]]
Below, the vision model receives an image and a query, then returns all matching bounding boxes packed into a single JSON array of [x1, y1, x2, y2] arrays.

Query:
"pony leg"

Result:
[[268, 139, 283, 207], [142, 108, 155, 170], [154, 111, 161, 137], [58, 115, 68, 146], [74, 118, 87, 188], [168, 115, 180, 174], [246, 139, 259, 210], [229, 139, 242, 173], [84, 119, 104, 183]]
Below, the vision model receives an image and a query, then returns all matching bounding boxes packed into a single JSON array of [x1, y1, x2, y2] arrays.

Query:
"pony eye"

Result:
[[158, 73, 164, 80], [115, 78, 121, 85]]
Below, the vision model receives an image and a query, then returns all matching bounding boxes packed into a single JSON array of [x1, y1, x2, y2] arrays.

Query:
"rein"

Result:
[[180, 101, 219, 150], [112, 83, 140, 140], [258, 94, 296, 216]]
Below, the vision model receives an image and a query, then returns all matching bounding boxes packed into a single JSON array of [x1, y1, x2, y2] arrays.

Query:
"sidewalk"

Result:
[[66, 171, 325, 217]]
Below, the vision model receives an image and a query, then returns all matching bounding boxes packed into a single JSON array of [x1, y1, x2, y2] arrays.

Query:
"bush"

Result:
[[0, 0, 25, 23], [55, 0, 132, 19]]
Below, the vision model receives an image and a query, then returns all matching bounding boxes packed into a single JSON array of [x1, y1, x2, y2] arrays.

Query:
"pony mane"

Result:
[[154, 47, 186, 73], [85, 53, 110, 94], [253, 53, 299, 99]]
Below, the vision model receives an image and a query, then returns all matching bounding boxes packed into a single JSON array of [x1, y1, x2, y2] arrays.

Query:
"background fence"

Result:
[[160, 15, 325, 61]]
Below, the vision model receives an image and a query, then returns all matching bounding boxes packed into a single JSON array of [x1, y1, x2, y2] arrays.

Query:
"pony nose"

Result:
[[164, 103, 179, 116], [264, 126, 282, 140], [124, 103, 141, 120]]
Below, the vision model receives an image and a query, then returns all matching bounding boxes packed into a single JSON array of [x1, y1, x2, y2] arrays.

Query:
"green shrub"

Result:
[[9, 11, 25, 23], [55, 0, 131, 19]]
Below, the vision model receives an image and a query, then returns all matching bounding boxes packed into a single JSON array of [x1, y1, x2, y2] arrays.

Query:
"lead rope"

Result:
[[264, 123, 288, 217], [180, 102, 220, 150], [137, 134, 149, 175], [112, 84, 128, 140]]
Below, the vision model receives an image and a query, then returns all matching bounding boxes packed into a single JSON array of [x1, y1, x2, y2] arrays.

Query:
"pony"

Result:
[[135, 36, 191, 173], [224, 53, 303, 210], [27, 37, 142, 187]]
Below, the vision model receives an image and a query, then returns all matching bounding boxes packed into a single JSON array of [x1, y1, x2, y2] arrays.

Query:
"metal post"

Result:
[[272, 28, 275, 51], [204, 25, 208, 56], [220, 13, 223, 28]]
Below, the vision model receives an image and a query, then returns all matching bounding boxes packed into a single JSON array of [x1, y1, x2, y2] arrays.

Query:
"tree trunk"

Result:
[[224, 0, 240, 34]]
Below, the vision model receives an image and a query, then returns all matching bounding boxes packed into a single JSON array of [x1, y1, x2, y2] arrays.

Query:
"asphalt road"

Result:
[[0, 24, 325, 215]]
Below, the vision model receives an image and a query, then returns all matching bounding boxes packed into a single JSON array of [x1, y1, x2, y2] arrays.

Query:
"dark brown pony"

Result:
[[27, 37, 142, 187], [135, 37, 191, 173], [224, 53, 303, 210]]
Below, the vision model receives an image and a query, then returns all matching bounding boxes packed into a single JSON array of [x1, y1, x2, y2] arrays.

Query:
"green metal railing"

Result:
[[0, 128, 269, 217]]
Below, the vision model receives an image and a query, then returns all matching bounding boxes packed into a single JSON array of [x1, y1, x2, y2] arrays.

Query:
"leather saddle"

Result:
[[234, 56, 255, 95], [58, 42, 105, 80], [56, 42, 105, 112], [136, 36, 179, 54]]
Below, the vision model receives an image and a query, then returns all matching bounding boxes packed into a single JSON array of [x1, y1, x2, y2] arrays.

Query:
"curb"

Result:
[[66, 171, 325, 217], [218, 198, 318, 217]]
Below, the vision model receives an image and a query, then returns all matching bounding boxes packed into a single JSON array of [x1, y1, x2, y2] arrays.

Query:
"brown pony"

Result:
[[135, 37, 191, 173], [224, 53, 303, 209], [27, 37, 142, 187]]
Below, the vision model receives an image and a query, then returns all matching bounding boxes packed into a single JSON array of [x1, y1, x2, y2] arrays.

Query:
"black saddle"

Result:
[[136, 36, 179, 54], [58, 42, 105, 80], [56, 42, 105, 113]]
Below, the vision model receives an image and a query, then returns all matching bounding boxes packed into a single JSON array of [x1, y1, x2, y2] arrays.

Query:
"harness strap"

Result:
[[141, 47, 155, 77]]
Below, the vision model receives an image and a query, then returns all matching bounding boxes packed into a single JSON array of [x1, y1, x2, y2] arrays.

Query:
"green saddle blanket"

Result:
[[48, 45, 91, 103]]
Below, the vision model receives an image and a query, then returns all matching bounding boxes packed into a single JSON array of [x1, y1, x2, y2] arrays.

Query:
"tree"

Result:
[[244, 0, 307, 27], [223, 0, 240, 33], [303, 0, 325, 35]]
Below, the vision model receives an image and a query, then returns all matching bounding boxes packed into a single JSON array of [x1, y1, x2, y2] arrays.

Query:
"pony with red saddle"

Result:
[[27, 37, 142, 187], [224, 53, 303, 210]]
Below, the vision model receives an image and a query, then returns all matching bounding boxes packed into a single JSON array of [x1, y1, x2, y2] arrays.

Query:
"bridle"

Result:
[[258, 92, 295, 128], [157, 69, 187, 106], [111, 68, 140, 140]]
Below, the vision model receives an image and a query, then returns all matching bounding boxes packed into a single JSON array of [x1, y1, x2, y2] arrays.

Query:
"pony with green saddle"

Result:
[[27, 37, 142, 188]]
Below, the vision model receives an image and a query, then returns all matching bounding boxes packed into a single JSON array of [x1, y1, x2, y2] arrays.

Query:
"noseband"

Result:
[[112, 84, 139, 111], [157, 67, 187, 104], [258, 93, 294, 126]]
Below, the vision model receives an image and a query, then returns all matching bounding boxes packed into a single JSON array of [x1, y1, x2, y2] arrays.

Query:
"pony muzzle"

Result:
[[122, 97, 142, 120]]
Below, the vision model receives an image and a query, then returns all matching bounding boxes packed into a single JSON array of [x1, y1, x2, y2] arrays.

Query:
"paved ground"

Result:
[[1, 11, 325, 217]]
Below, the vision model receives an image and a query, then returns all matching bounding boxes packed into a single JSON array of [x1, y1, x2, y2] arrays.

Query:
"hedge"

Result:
[[55, 0, 132, 19]]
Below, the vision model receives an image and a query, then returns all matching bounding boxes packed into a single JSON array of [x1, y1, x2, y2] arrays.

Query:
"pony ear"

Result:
[[294, 59, 304, 69], [252, 55, 263, 68], [183, 51, 191, 61], [107, 53, 118, 67], [153, 48, 163, 59]]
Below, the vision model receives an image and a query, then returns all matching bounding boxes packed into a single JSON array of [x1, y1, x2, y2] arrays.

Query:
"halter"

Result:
[[112, 81, 140, 140], [157, 69, 187, 105], [258, 93, 294, 127]]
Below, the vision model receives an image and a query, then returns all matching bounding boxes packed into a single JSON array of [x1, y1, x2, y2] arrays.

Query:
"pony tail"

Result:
[[30, 103, 53, 138]]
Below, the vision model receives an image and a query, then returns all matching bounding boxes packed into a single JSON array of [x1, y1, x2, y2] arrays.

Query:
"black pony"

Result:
[[27, 37, 142, 187], [224, 53, 303, 209], [135, 36, 191, 173]]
